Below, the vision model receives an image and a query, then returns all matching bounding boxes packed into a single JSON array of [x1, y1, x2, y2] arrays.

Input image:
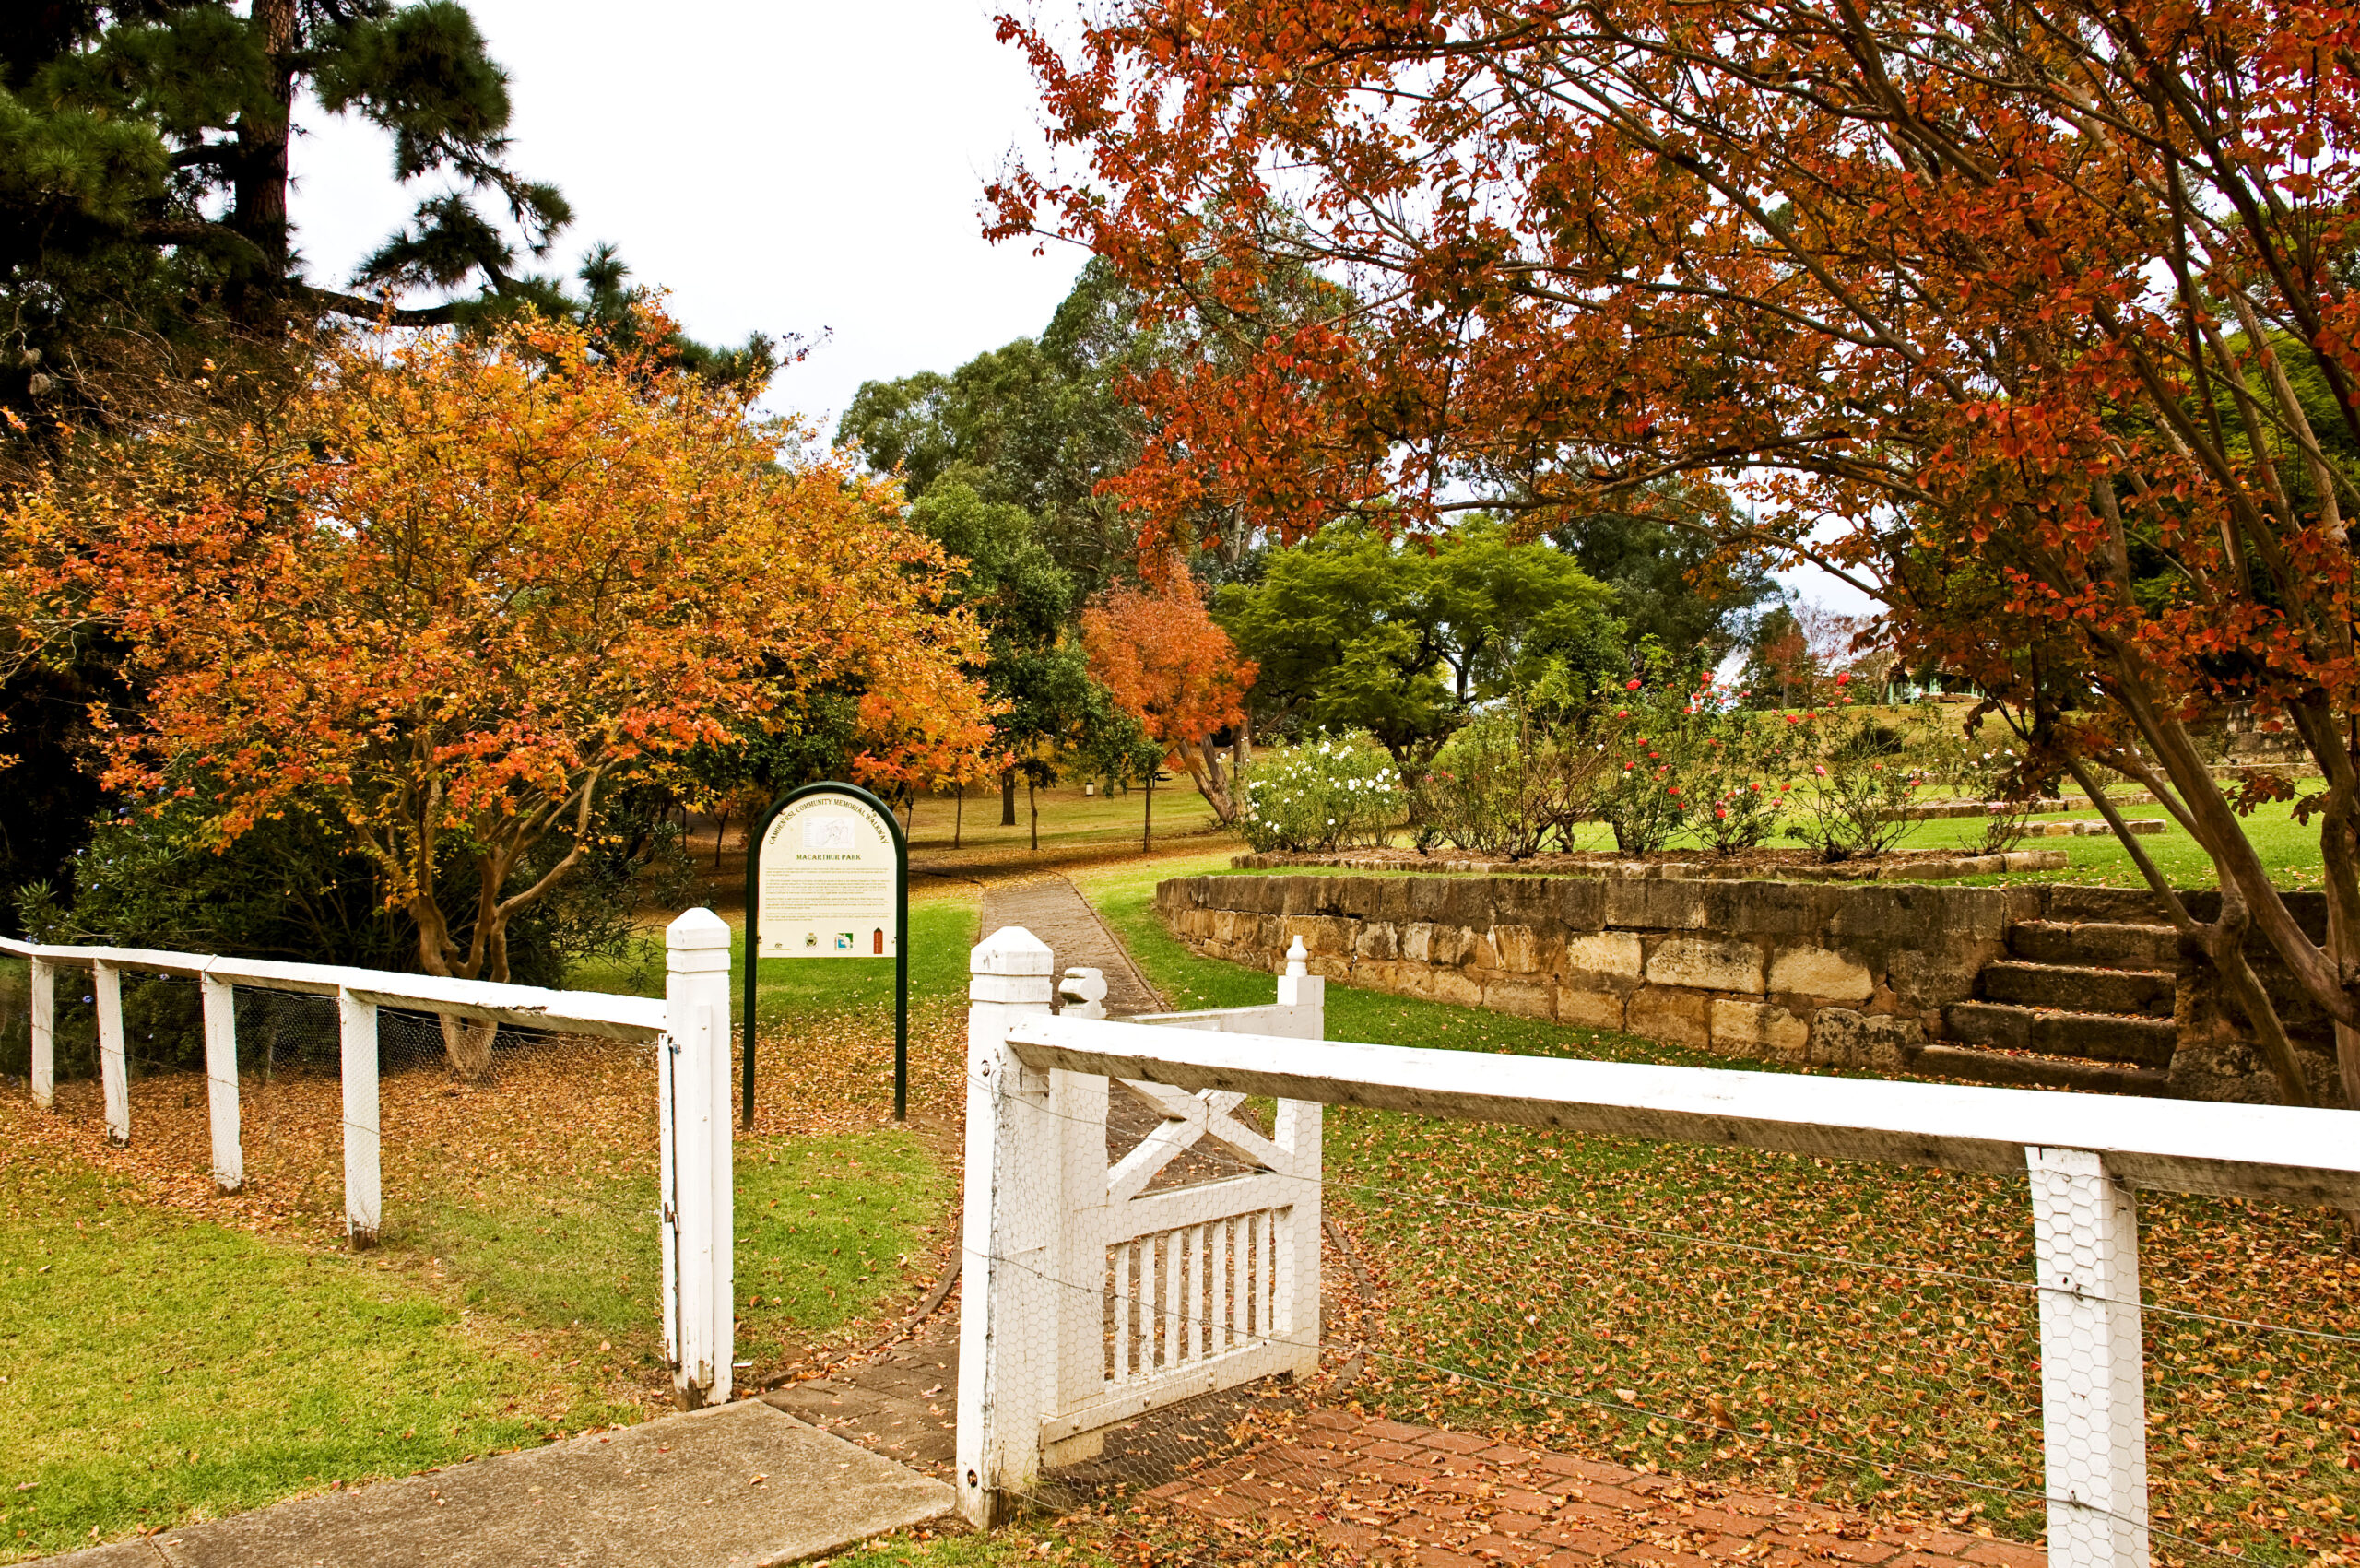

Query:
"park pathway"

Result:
[[974, 873, 1167, 1015], [32, 1401, 951, 1568]]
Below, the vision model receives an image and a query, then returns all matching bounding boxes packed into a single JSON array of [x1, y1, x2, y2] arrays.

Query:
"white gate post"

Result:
[[2027, 1146, 2147, 1568], [339, 988, 381, 1247], [1046, 1063, 1110, 1467], [956, 925, 1057, 1528], [662, 907, 734, 1409], [93, 960, 128, 1145], [1274, 936, 1326, 1040], [29, 957, 54, 1111], [1274, 1097, 1323, 1375], [201, 973, 242, 1193]]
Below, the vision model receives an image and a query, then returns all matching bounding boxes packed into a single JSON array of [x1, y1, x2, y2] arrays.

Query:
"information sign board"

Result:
[[742, 783, 909, 1124], [754, 791, 899, 959]]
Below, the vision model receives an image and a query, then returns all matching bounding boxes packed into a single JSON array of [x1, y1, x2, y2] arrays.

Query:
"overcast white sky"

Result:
[[288, 0, 1087, 437], [287, 0, 1867, 613]]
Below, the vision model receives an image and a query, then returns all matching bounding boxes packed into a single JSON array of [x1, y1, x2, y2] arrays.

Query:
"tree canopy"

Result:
[[2, 309, 989, 1054], [1216, 520, 1622, 788], [994, 0, 2360, 1109]]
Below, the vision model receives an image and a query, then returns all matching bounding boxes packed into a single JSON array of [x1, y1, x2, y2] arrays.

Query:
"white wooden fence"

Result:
[[956, 924, 2360, 1568], [1, 909, 738, 1408]]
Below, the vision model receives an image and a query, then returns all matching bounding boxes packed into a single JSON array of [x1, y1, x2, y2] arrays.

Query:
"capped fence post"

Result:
[[339, 987, 381, 1248], [29, 957, 54, 1111], [956, 925, 1057, 1528], [200, 972, 242, 1194], [93, 959, 128, 1145], [2027, 1146, 2147, 1568], [1273, 935, 1326, 1040], [663, 906, 734, 1409]]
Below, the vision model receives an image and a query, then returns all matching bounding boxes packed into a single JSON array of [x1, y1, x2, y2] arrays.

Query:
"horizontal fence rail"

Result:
[[0, 913, 734, 1408], [957, 924, 2360, 1568], [997, 1017, 2360, 1208]]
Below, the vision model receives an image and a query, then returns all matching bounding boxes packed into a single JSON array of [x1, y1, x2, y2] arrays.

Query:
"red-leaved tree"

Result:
[[996, 0, 2360, 1113], [1080, 576, 1256, 842]]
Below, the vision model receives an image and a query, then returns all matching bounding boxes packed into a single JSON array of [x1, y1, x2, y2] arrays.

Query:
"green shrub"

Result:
[[1425, 707, 1617, 857], [1785, 711, 1927, 861], [1688, 705, 1804, 854], [1240, 736, 1403, 853]]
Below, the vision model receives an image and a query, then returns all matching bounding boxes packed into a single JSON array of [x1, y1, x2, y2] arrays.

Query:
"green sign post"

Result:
[[742, 781, 910, 1126]]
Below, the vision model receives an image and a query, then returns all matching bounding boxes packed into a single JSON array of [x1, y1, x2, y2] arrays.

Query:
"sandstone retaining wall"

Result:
[[1151, 873, 2342, 1104]]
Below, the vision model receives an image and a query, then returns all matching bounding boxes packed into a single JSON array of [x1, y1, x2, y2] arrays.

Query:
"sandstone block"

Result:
[[1562, 931, 1644, 981], [1605, 878, 1707, 931], [1766, 946, 1873, 1004], [1491, 923, 1545, 973], [1887, 949, 1987, 1010], [1811, 1008, 1925, 1069], [1645, 937, 1764, 995], [1355, 921, 1400, 961], [1484, 979, 1556, 1020], [1431, 969, 1483, 1008], [1551, 878, 1606, 931], [1559, 987, 1627, 1032], [1712, 998, 1810, 1060], [1628, 986, 1713, 1048]]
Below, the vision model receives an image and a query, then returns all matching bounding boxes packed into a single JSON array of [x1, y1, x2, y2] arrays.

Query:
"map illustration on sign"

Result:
[[754, 790, 899, 960], [804, 815, 856, 851]]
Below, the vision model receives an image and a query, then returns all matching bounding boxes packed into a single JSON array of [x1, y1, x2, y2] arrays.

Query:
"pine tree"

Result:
[[1, 0, 568, 423]]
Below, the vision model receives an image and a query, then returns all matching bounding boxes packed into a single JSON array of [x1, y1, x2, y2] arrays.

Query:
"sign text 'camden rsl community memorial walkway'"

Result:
[[744, 783, 910, 1123]]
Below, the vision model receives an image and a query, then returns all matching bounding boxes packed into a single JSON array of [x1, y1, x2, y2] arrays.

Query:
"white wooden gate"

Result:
[[955, 932, 1327, 1520]]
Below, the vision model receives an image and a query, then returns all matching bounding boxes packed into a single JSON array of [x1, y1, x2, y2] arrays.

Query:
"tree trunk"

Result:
[[1000, 770, 1017, 827], [711, 812, 726, 869], [230, 0, 297, 322], [954, 786, 963, 849], [1144, 772, 1154, 852], [439, 1015, 498, 1082], [1028, 779, 1039, 851], [904, 789, 916, 837]]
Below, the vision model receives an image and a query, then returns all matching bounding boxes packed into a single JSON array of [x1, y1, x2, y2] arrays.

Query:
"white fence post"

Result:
[[2027, 1146, 2147, 1568], [662, 907, 734, 1409], [956, 925, 1057, 1527], [28, 957, 54, 1111], [93, 959, 128, 1145], [339, 988, 381, 1247], [201, 972, 242, 1193], [1274, 935, 1326, 1039]]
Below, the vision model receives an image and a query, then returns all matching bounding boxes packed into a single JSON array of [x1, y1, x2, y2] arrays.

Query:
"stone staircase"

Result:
[[1925, 918, 2183, 1094]]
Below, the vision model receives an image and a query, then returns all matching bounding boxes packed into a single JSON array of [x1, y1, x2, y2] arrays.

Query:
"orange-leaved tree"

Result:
[[996, 0, 2360, 1113], [1080, 574, 1255, 842], [6, 310, 989, 1076]]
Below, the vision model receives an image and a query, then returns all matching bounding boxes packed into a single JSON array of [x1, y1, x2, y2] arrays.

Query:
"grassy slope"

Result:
[[0, 889, 985, 1561], [1075, 856, 2360, 1564], [0, 1158, 635, 1560]]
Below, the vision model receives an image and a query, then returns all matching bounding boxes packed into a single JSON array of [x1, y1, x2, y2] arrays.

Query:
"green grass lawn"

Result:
[[1076, 856, 2360, 1564], [0, 887, 986, 1561], [0, 1156, 636, 1561]]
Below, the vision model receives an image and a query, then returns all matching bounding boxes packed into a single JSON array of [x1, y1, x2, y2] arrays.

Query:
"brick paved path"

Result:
[[1149, 1409, 2047, 1568]]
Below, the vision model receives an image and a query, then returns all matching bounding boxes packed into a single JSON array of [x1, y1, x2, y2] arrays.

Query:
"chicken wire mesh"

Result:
[[967, 1071, 2358, 1568]]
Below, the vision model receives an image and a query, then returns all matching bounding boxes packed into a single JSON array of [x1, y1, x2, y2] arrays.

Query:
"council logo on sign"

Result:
[[804, 815, 856, 851]]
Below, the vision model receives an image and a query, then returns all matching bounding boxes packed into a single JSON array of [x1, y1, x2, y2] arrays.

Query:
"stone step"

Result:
[[2007, 919, 2185, 972], [1978, 960, 2176, 1018], [1942, 1000, 2177, 1067], [1913, 1043, 2175, 1096]]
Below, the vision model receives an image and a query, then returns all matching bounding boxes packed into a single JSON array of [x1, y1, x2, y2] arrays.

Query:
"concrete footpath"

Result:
[[36, 1402, 955, 1568]]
